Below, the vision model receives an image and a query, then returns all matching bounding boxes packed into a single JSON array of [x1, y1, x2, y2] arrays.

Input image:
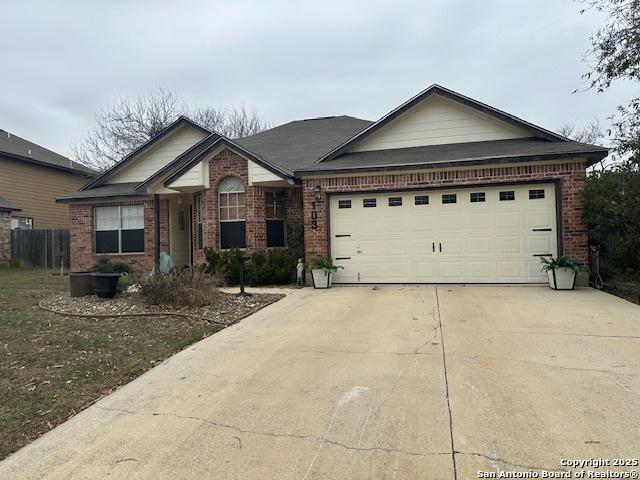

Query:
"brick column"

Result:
[[0, 211, 12, 267]]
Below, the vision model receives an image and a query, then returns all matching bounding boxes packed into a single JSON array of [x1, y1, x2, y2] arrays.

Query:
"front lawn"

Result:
[[0, 269, 276, 460]]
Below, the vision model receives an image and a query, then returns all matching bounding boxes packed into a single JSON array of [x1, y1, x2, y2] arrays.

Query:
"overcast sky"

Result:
[[1, 0, 635, 158]]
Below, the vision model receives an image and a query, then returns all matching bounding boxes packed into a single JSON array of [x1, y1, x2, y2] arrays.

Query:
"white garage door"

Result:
[[329, 183, 557, 283]]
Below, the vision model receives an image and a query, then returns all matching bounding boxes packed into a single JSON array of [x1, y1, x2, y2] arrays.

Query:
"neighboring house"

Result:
[[0, 130, 95, 230], [0, 196, 20, 266], [58, 84, 607, 283]]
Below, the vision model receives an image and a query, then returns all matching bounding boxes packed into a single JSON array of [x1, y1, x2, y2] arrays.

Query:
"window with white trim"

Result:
[[266, 191, 285, 247], [95, 205, 144, 254], [219, 177, 246, 249]]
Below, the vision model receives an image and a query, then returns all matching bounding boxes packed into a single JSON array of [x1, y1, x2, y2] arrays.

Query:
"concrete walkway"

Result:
[[1, 285, 639, 479]]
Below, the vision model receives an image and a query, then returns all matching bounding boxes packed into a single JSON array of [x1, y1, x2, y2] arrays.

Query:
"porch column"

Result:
[[154, 194, 160, 268]]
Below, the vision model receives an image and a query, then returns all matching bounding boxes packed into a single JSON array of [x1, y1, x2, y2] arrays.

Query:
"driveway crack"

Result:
[[96, 406, 446, 458], [435, 286, 458, 480]]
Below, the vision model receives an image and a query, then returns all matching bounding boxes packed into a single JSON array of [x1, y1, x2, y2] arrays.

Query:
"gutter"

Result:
[[294, 150, 609, 177]]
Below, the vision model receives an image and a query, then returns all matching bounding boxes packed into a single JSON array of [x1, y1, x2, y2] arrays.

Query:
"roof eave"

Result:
[[162, 137, 294, 188], [81, 117, 212, 191], [295, 150, 608, 177], [0, 152, 96, 177], [56, 193, 151, 204]]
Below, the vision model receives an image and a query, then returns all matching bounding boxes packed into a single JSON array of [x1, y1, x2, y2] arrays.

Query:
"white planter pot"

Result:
[[311, 269, 332, 289], [547, 267, 577, 290]]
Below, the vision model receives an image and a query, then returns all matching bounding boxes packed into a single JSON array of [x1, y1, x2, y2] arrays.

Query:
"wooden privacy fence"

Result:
[[11, 229, 70, 269]]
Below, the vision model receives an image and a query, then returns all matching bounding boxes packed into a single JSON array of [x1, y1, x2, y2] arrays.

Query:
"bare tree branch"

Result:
[[72, 88, 270, 171]]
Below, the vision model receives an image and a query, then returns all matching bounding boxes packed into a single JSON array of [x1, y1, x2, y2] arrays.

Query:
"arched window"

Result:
[[219, 177, 246, 249]]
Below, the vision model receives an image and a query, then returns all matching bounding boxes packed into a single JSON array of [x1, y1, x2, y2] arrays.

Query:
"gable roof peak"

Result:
[[81, 115, 212, 191], [316, 83, 569, 163]]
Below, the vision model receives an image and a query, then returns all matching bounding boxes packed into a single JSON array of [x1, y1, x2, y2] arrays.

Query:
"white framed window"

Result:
[[95, 205, 144, 254], [10, 217, 33, 230], [218, 177, 246, 249]]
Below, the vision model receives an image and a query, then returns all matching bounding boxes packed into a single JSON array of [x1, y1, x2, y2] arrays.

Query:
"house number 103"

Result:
[[311, 201, 318, 229]]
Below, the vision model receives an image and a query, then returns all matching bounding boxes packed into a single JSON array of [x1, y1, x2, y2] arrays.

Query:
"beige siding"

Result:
[[350, 95, 529, 152], [108, 126, 208, 183], [169, 160, 208, 188], [248, 160, 282, 184], [0, 157, 90, 229]]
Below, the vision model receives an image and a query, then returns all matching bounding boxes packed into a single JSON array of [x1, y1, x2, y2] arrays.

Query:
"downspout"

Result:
[[154, 194, 161, 269]]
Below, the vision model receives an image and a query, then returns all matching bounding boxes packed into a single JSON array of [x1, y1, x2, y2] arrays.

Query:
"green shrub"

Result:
[[90, 257, 130, 274], [583, 163, 640, 275], [140, 269, 220, 307], [248, 249, 295, 285], [200, 248, 295, 285], [200, 247, 243, 284]]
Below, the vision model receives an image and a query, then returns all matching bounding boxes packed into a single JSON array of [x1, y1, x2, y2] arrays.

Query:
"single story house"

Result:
[[58, 84, 608, 283]]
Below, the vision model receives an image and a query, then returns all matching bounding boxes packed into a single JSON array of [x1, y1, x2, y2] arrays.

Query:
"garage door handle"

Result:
[[439, 242, 442, 252], [432, 242, 435, 252], [533, 253, 553, 257], [532, 228, 552, 232], [335, 234, 351, 237], [335, 257, 351, 260]]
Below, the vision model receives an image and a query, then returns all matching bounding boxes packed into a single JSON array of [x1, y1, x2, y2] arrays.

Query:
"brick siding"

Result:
[[69, 199, 169, 272], [0, 211, 11, 266], [302, 161, 589, 264], [191, 149, 304, 265]]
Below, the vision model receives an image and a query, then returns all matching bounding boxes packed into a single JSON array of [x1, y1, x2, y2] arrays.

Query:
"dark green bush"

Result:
[[200, 247, 243, 284], [90, 257, 131, 274], [248, 249, 295, 285], [200, 248, 295, 285], [583, 163, 640, 275]]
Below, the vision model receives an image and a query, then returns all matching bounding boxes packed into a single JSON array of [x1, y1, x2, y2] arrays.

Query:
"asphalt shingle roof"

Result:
[[57, 182, 142, 202], [233, 116, 373, 175], [0, 130, 95, 175], [0, 196, 19, 212], [294, 138, 609, 174]]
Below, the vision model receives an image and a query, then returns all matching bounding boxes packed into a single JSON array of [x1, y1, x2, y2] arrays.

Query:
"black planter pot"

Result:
[[93, 273, 121, 299], [69, 272, 95, 297]]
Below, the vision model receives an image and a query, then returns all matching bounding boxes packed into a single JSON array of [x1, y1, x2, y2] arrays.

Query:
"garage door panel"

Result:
[[467, 213, 494, 230], [468, 237, 493, 255], [329, 183, 557, 284], [438, 213, 468, 231], [496, 261, 524, 280], [467, 261, 497, 281], [525, 210, 554, 229], [495, 236, 523, 255], [526, 236, 554, 255], [495, 211, 522, 229], [438, 262, 467, 281]]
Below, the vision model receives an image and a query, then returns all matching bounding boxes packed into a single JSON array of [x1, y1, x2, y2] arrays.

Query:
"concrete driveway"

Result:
[[1, 286, 639, 479]]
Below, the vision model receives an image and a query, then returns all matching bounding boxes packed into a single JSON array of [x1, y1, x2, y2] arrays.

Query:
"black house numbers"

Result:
[[310, 201, 318, 230]]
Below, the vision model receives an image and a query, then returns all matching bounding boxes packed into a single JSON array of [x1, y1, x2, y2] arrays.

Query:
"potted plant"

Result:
[[90, 257, 130, 299], [310, 257, 342, 289], [68, 271, 94, 297], [540, 255, 585, 290]]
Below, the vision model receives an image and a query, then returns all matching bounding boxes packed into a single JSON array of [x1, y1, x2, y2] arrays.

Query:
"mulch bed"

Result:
[[40, 291, 285, 325], [602, 277, 640, 306]]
